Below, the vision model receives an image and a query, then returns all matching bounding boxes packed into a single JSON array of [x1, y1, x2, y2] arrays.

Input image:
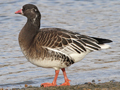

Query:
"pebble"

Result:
[[92, 80, 95, 82]]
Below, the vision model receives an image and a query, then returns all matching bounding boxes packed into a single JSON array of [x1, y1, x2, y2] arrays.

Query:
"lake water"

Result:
[[0, 0, 120, 89]]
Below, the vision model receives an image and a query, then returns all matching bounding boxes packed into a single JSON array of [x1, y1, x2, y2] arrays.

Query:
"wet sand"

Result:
[[5, 81, 120, 90]]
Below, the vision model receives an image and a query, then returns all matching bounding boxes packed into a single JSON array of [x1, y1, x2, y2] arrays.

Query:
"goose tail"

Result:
[[91, 37, 112, 49]]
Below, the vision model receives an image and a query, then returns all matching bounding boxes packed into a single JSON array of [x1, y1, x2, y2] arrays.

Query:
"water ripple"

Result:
[[0, 0, 120, 89]]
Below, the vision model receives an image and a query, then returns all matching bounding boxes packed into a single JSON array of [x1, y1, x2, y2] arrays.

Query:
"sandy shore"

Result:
[[5, 81, 120, 90]]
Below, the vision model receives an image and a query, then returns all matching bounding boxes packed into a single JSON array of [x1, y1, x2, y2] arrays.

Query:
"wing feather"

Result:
[[36, 28, 101, 55]]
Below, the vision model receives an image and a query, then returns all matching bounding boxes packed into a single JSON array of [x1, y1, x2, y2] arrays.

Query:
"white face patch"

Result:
[[33, 14, 38, 24], [34, 9, 37, 12], [20, 7, 24, 15]]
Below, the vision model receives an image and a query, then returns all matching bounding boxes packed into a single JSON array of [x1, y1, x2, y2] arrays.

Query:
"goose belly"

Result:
[[28, 58, 67, 70]]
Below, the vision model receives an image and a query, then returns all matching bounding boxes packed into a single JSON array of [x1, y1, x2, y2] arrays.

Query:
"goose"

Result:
[[15, 4, 112, 87]]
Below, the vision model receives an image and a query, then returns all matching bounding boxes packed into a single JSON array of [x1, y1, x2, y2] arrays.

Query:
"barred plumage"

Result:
[[15, 4, 112, 87]]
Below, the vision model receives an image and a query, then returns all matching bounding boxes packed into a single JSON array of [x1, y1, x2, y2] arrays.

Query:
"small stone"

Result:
[[84, 82, 92, 85], [92, 80, 95, 82], [25, 84, 28, 87], [84, 82, 88, 84], [88, 82, 92, 85], [110, 80, 115, 82], [98, 80, 101, 82]]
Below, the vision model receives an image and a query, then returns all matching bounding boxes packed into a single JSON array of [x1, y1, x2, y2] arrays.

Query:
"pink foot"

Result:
[[59, 79, 71, 86], [41, 82, 57, 87]]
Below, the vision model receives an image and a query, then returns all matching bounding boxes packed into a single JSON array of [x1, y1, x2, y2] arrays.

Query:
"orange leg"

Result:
[[60, 68, 71, 86], [41, 70, 60, 87]]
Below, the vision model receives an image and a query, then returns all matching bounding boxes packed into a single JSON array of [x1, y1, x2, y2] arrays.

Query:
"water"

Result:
[[0, 0, 120, 89]]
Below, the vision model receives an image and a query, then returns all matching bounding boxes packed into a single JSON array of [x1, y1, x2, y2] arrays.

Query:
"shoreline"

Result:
[[6, 81, 120, 90]]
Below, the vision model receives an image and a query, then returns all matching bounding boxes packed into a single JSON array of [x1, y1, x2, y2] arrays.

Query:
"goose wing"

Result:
[[35, 28, 101, 55]]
